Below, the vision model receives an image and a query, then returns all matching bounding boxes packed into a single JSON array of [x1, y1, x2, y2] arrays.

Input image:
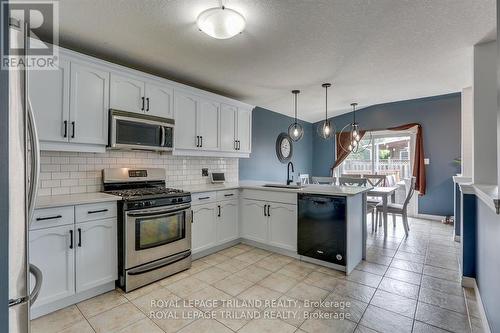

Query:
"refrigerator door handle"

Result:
[[28, 264, 42, 306], [27, 100, 40, 224]]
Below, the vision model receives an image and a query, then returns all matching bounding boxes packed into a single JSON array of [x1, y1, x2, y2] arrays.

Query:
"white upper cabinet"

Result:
[[145, 82, 174, 118], [197, 99, 220, 150], [237, 108, 252, 153], [174, 90, 198, 150], [110, 74, 174, 119], [109, 73, 145, 113], [220, 104, 237, 151], [69, 61, 109, 145], [29, 57, 70, 143]]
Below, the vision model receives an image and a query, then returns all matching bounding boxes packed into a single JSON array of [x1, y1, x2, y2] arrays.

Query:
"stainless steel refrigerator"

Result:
[[7, 18, 42, 333]]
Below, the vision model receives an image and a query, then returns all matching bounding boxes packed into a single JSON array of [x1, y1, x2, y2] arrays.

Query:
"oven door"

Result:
[[125, 203, 191, 269]]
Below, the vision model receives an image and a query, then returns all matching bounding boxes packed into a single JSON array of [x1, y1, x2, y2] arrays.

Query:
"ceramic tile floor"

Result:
[[32, 217, 484, 333]]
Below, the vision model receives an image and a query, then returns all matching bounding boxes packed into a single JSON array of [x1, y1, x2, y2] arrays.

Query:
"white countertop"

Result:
[[183, 180, 372, 196], [36, 192, 122, 209]]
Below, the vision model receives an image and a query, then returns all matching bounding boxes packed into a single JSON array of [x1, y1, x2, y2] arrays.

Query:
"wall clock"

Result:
[[276, 132, 293, 163]]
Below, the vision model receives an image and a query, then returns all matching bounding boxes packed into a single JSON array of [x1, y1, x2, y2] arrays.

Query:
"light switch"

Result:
[[424, 158, 430, 165]]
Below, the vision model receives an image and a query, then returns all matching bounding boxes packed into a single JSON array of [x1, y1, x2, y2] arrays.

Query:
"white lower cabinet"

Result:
[[29, 203, 117, 318], [75, 218, 117, 292], [29, 224, 75, 308], [240, 199, 268, 243], [267, 203, 297, 251], [192, 203, 218, 253], [241, 198, 297, 251], [217, 199, 239, 244]]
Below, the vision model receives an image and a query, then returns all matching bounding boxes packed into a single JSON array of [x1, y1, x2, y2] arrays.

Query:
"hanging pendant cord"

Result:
[[325, 86, 328, 121], [294, 93, 298, 124]]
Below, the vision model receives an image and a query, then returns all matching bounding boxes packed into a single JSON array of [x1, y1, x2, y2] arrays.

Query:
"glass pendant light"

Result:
[[339, 103, 372, 153], [288, 90, 304, 141], [317, 83, 334, 139]]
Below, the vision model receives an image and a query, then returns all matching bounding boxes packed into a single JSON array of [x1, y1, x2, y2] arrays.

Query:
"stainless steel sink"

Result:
[[262, 183, 303, 189]]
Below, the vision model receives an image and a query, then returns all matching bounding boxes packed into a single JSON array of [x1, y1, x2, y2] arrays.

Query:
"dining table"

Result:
[[368, 186, 399, 234]]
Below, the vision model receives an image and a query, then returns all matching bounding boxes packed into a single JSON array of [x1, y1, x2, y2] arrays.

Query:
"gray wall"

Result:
[[1, 0, 9, 329], [239, 107, 313, 182], [312, 93, 461, 216], [476, 200, 500, 332]]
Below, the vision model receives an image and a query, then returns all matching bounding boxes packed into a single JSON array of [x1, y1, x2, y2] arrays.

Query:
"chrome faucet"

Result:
[[287, 162, 294, 185]]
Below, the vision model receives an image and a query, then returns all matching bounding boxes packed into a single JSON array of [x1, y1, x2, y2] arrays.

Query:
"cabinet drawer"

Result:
[[217, 189, 239, 201], [31, 206, 74, 230], [241, 189, 297, 205], [191, 191, 217, 205], [75, 202, 117, 223]]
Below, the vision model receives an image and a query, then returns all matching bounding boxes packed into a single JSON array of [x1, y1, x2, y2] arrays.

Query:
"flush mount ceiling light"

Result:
[[197, 2, 246, 39], [317, 83, 335, 139], [339, 103, 372, 153], [288, 90, 304, 141]]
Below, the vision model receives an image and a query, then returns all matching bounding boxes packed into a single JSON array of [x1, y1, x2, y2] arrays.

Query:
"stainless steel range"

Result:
[[103, 168, 192, 292]]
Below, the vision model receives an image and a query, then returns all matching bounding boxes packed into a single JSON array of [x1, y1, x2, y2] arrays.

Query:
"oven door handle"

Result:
[[126, 204, 190, 218], [127, 250, 191, 276], [160, 126, 166, 147]]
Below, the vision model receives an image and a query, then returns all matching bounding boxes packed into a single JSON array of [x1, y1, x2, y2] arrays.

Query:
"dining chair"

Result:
[[311, 176, 336, 185], [341, 173, 362, 178], [299, 174, 310, 184], [339, 177, 367, 187], [375, 176, 416, 237], [363, 174, 386, 187]]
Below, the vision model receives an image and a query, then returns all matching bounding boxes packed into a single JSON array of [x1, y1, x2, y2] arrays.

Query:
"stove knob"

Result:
[[137, 202, 144, 208], [149, 200, 155, 206], [178, 197, 183, 202]]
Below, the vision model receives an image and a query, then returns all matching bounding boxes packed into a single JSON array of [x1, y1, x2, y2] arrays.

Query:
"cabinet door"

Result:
[[174, 91, 198, 149], [69, 62, 109, 145], [146, 82, 174, 119], [75, 219, 117, 293], [197, 99, 220, 150], [217, 199, 239, 244], [192, 203, 217, 253], [220, 104, 237, 151], [268, 203, 297, 251], [110, 73, 145, 113], [29, 57, 70, 143], [237, 108, 252, 153], [29, 225, 75, 308], [240, 199, 267, 243]]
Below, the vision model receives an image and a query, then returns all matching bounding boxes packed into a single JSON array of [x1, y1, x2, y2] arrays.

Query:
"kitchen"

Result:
[[2, 1, 498, 333]]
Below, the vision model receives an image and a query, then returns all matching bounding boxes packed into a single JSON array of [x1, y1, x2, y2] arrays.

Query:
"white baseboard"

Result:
[[461, 277, 491, 333], [414, 213, 447, 221]]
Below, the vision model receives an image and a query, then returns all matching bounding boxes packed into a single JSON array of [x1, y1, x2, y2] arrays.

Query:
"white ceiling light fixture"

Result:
[[197, 1, 246, 40]]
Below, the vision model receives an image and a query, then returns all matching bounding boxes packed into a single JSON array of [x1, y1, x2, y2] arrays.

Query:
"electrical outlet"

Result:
[[424, 158, 430, 165], [202, 168, 208, 176]]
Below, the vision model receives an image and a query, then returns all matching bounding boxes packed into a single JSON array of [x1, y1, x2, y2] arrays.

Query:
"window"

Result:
[[339, 133, 412, 183]]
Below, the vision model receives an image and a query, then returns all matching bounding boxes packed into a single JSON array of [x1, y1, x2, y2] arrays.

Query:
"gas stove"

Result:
[[102, 168, 190, 204], [102, 167, 192, 292]]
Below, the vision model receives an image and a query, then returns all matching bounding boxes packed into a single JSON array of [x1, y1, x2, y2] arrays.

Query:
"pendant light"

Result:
[[317, 83, 334, 139], [339, 103, 372, 153], [288, 90, 304, 141], [197, 1, 246, 39]]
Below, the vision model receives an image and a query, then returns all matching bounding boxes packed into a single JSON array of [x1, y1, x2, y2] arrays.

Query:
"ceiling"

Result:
[[48, 0, 495, 122]]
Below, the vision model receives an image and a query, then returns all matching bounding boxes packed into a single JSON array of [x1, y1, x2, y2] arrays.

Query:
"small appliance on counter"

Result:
[[210, 172, 225, 184], [103, 168, 191, 292]]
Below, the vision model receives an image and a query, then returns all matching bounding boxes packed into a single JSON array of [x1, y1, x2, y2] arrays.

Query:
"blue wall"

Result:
[[239, 107, 313, 182], [312, 93, 461, 216]]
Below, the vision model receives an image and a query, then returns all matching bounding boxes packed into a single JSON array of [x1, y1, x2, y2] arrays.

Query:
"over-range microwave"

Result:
[[108, 109, 174, 152]]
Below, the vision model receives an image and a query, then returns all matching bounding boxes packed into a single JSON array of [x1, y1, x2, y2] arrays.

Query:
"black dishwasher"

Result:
[[298, 194, 346, 266]]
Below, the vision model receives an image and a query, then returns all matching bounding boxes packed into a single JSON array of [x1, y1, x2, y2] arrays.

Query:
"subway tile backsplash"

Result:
[[38, 150, 239, 196]]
